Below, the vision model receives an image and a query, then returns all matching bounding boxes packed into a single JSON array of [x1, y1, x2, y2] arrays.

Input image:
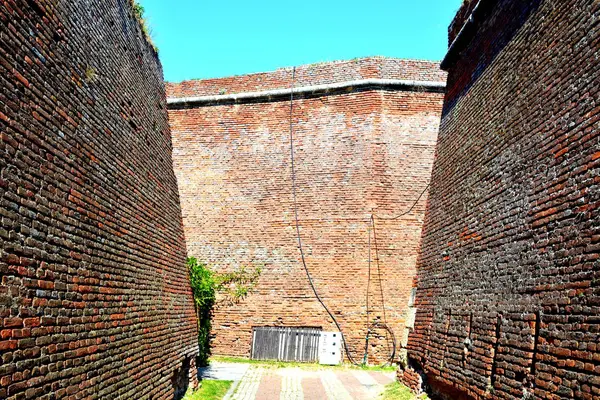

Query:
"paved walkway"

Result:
[[201, 362, 395, 400], [199, 361, 251, 381]]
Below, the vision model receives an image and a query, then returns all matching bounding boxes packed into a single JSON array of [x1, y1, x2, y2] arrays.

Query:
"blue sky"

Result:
[[139, 0, 463, 82]]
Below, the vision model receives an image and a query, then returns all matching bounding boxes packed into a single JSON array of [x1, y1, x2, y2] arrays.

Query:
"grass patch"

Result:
[[380, 381, 429, 400], [210, 355, 396, 372], [183, 380, 232, 400]]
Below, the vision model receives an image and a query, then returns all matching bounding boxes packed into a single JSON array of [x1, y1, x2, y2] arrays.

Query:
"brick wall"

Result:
[[0, 1, 197, 399], [167, 58, 445, 364], [166, 57, 446, 98], [403, 0, 600, 399]]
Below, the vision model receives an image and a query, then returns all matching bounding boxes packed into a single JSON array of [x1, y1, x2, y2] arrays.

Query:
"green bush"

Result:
[[187, 257, 216, 367], [187, 257, 262, 366], [213, 265, 262, 306], [381, 381, 429, 400]]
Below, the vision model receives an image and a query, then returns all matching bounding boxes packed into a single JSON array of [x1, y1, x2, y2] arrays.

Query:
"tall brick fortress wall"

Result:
[[1, 1, 197, 399], [167, 58, 446, 364], [401, 0, 600, 399]]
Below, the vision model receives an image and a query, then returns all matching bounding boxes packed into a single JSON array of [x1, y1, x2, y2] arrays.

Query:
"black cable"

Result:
[[287, 65, 426, 367], [288, 66, 359, 365], [370, 215, 388, 326], [370, 215, 391, 358], [372, 183, 431, 220], [368, 321, 396, 365], [363, 222, 372, 365], [365, 182, 430, 365], [366, 222, 371, 331]]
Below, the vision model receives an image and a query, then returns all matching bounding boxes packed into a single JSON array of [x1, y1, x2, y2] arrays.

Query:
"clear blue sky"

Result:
[[139, 0, 463, 82]]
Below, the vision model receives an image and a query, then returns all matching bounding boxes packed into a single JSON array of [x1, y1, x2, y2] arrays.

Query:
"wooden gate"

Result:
[[251, 327, 321, 362]]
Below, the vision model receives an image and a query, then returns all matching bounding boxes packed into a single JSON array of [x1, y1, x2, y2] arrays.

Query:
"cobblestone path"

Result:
[[221, 365, 395, 400]]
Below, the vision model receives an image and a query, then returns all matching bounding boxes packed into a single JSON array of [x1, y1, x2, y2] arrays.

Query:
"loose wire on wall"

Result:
[[368, 183, 430, 364], [365, 183, 430, 365], [288, 65, 427, 366], [369, 214, 392, 360], [372, 183, 431, 220], [287, 66, 359, 365], [363, 222, 372, 365], [370, 215, 388, 325]]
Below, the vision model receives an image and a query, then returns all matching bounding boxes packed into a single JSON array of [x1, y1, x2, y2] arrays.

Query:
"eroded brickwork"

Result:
[[167, 58, 445, 364], [404, 0, 600, 399], [0, 1, 197, 399], [166, 58, 446, 98]]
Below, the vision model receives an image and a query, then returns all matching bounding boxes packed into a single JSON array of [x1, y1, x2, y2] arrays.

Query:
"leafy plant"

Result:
[[132, 2, 145, 20], [214, 265, 262, 307], [187, 257, 216, 367], [187, 258, 262, 366], [84, 66, 97, 83]]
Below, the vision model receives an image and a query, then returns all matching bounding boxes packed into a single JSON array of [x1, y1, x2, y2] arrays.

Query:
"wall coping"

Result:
[[167, 78, 446, 108], [441, 0, 488, 70]]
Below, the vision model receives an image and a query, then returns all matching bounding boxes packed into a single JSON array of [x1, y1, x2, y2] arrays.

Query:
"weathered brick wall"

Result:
[[166, 57, 445, 98], [403, 0, 600, 399], [167, 58, 445, 364], [0, 1, 197, 399]]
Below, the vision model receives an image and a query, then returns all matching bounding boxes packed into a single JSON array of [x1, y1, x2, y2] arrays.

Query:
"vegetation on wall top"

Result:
[[130, 1, 158, 53]]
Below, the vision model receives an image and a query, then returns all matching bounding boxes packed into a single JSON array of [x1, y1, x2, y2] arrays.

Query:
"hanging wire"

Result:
[[370, 215, 387, 324], [366, 221, 372, 331], [363, 221, 372, 365], [287, 65, 428, 367], [372, 183, 431, 220], [287, 66, 359, 365], [370, 214, 392, 361], [364, 182, 431, 365]]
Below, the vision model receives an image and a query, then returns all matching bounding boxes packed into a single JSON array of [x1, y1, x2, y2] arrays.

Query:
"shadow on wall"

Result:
[[441, 0, 542, 116], [172, 357, 192, 400]]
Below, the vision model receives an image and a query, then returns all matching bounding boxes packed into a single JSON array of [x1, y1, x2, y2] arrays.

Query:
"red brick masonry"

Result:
[[167, 57, 446, 364], [0, 1, 198, 399], [402, 0, 600, 399]]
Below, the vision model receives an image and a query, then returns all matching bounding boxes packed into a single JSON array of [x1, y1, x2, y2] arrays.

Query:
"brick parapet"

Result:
[[166, 57, 447, 99]]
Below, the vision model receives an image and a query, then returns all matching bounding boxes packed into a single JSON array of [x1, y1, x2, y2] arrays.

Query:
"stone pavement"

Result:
[[199, 361, 251, 381], [201, 362, 396, 400]]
